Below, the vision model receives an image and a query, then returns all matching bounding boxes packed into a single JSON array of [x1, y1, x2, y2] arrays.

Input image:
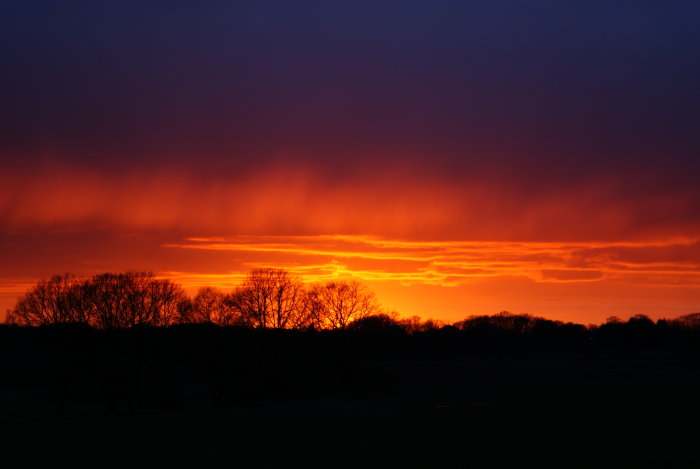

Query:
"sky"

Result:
[[2, 1, 700, 324]]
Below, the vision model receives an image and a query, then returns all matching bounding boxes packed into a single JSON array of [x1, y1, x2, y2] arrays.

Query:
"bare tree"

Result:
[[186, 287, 240, 326], [229, 268, 309, 329], [5, 270, 383, 332], [85, 272, 185, 329], [306, 280, 380, 330], [85, 273, 128, 329], [5, 274, 89, 326], [397, 315, 424, 334], [143, 275, 186, 327], [675, 313, 700, 329]]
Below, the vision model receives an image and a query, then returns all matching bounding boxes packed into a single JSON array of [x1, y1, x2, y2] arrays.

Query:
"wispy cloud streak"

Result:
[[163, 234, 700, 289]]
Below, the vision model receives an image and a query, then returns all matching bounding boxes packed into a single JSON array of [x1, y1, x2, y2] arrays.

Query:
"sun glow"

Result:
[[162, 234, 700, 287], [2, 168, 700, 325]]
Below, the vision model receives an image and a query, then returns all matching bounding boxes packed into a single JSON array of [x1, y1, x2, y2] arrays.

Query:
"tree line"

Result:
[[4, 268, 381, 330], [4, 269, 700, 416], [6, 268, 700, 343]]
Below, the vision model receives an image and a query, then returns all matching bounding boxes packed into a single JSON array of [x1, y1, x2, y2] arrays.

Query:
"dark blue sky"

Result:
[[3, 1, 699, 183]]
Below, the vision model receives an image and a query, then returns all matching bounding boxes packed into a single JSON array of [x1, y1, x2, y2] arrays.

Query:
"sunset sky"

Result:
[[2, 1, 700, 324]]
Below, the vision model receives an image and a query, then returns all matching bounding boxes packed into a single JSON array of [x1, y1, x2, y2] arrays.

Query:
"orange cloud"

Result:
[[2, 162, 700, 243], [540, 269, 604, 282], [2, 162, 700, 325], [161, 234, 700, 289], [2, 231, 700, 325]]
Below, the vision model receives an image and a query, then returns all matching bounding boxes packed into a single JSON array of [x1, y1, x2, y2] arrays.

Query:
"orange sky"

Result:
[[3, 3, 700, 325], [2, 165, 699, 325]]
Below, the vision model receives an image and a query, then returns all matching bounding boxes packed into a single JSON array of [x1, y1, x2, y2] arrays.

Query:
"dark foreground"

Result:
[[1, 325, 699, 467]]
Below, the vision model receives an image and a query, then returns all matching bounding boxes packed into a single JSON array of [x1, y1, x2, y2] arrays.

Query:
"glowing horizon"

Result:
[[2, 3, 700, 326], [3, 231, 699, 326]]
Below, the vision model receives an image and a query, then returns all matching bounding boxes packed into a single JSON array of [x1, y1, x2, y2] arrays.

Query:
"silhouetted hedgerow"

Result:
[[3, 270, 700, 416], [1, 315, 699, 414]]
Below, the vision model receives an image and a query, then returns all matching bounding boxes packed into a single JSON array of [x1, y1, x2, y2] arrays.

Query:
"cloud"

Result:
[[2, 231, 700, 324], [569, 240, 700, 267], [540, 269, 604, 282], [161, 234, 700, 289], [2, 163, 700, 243]]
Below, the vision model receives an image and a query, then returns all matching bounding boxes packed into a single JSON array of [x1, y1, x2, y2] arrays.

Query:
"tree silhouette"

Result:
[[5, 274, 89, 326], [183, 287, 240, 326], [306, 280, 380, 329], [86, 272, 184, 329], [5, 269, 390, 331], [346, 312, 404, 333], [674, 312, 700, 329], [7, 272, 185, 329], [455, 311, 537, 333], [228, 268, 309, 329]]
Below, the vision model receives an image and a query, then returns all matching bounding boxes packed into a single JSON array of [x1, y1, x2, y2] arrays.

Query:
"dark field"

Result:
[[2, 325, 699, 467]]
